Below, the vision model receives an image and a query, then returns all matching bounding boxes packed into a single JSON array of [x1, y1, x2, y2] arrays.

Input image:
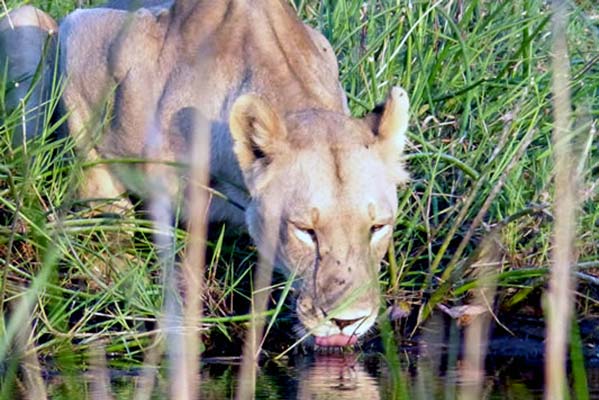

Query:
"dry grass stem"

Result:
[[146, 133, 181, 399], [544, 0, 579, 398], [236, 202, 282, 400], [179, 111, 211, 400], [133, 334, 165, 400], [458, 235, 500, 400], [89, 341, 114, 400], [17, 321, 47, 400]]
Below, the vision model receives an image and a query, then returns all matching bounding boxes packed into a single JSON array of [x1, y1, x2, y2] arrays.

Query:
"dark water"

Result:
[[37, 342, 598, 399], [31, 317, 599, 399]]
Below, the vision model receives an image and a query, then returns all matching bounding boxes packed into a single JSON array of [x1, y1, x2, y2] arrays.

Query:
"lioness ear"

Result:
[[229, 94, 288, 171], [364, 86, 410, 184]]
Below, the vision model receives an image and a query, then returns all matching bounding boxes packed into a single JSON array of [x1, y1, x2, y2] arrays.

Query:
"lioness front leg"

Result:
[[65, 98, 137, 285], [76, 156, 139, 286], [60, 67, 134, 216], [78, 155, 135, 216]]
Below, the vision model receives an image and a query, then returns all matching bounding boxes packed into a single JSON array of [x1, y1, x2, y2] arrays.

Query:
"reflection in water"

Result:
[[36, 338, 565, 399], [295, 353, 380, 400]]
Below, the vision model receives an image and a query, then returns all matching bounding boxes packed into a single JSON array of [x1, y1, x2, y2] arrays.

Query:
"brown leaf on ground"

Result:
[[437, 303, 488, 327]]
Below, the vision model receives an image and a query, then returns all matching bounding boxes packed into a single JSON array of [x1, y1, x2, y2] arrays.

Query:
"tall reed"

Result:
[[544, 0, 579, 398]]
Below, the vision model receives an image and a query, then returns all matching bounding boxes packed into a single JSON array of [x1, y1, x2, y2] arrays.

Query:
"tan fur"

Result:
[[3, 0, 410, 342]]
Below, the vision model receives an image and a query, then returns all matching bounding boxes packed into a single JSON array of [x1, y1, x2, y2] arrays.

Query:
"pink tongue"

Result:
[[315, 334, 358, 347]]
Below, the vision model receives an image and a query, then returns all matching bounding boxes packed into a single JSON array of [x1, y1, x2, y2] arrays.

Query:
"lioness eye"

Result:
[[292, 225, 317, 247], [370, 224, 391, 242]]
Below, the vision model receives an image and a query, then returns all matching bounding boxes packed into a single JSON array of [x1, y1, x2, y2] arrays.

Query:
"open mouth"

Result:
[[314, 334, 358, 347]]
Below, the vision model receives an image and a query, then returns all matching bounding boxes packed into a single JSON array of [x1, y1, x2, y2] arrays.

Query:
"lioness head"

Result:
[[229, 87, 409, 346]]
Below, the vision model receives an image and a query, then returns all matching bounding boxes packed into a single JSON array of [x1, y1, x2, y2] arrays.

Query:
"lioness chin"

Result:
[[1, 0, 410, 347]]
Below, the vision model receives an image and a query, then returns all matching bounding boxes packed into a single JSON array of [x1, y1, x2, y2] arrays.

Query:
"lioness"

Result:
[[1, 0, 409, 347]]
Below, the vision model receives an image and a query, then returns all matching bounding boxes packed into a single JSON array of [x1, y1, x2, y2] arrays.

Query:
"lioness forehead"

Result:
[[284, 140, 396, 224], [277, 111, 397, 215], [284, 110, 375, 148]]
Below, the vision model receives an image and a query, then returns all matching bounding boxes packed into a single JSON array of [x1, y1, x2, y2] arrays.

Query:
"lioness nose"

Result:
[[332, 317, 364, 330]]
